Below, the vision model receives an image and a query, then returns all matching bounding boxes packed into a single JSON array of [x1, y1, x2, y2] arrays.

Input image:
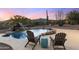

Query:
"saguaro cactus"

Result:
[[46, 10, 49, 25]]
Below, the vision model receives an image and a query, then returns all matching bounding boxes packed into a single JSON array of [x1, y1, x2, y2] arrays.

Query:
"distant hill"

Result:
[[32, 18, 47, 22]]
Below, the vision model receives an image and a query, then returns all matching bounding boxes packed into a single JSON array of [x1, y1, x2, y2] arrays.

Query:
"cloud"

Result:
[[25, 11, 56, 20], [0, 8, 66, 21], [0, 9, 14, 21]]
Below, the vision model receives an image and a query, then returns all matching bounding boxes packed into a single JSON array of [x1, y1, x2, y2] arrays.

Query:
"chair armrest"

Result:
[[35, 35, 41, 40], [65, 39, 67, 41], [50, 36, 54, 42]]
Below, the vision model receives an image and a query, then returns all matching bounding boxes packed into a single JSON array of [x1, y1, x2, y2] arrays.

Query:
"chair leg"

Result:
[[50, 38, 55, 50], [51, 39, 54, 49], [32, 43, 38, 50], [50, 37, 54, 47], [39, 40, 40, 44], [63, 45, 66, 50], [53, 45, 55, 50], [25, 41, 29, 47]]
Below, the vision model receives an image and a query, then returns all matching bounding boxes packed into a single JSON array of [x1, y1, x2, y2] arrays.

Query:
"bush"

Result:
[[58, 20, 64, 26]]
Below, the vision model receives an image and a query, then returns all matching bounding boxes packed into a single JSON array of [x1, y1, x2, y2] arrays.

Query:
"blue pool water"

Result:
[[11, 29, 49, 39], [29, 29, 49, 37]]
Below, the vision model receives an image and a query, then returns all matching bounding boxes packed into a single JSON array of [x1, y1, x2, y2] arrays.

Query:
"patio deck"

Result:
[[0, 28, 79, 50]]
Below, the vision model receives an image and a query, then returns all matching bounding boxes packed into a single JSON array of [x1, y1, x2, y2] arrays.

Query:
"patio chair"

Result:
[[25, 31, 41, 50], [50, 33, 67, 50]]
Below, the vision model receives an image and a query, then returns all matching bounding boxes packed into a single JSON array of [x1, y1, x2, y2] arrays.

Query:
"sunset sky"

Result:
[[0, 8, 79, 21]]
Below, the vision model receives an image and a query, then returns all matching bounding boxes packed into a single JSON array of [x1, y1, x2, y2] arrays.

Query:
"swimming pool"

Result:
[[11, 29, 50, 39], [29, 29, 49, 37]]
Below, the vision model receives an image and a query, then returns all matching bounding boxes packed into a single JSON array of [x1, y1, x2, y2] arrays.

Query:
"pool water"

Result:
[[29, 29, 49, 37], [11, 29, 49, 39]]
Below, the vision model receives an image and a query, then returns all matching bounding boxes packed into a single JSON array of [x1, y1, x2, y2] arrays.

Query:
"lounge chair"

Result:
[[50, 33, 67, 50], [25, 31, 41, 50]]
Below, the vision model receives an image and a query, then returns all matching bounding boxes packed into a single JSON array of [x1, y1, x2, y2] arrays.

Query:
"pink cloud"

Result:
[[25, 11, 56, 20], [0, 9, 14, 21], [48, 11, 57, 20], [0, 9, 58, 21], [25, 12, 46, 19], [30, 11, 57, 20]]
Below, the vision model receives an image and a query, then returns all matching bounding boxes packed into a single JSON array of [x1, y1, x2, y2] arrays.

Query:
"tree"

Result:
[[9, 15, 32, 26], [66, 10, 79, 25]]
